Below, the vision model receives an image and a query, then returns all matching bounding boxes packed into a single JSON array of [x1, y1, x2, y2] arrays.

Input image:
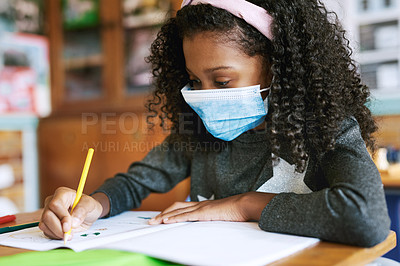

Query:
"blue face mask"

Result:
[[181, 84, 270, 141]]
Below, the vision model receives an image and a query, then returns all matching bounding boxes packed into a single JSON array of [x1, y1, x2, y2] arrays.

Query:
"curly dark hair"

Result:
[[146, 0, 377, 172]]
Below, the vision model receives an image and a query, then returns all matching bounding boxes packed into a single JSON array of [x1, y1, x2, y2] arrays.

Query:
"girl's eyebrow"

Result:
[[205, 66, 234, 73], [186, 66, 234, 74]]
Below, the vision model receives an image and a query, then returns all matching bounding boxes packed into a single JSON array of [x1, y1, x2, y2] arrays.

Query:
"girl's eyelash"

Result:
[[216, 81, 230, 86], [188, 79, 230, 87]]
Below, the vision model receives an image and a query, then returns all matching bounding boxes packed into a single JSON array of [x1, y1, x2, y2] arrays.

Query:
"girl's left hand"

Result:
[[148, 192, 275, 225]]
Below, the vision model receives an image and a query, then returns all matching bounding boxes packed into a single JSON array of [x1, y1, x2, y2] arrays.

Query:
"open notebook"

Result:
[[0, 211, 319, 266]]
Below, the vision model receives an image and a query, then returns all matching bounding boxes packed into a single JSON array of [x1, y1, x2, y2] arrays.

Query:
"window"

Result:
[[361, 61, 399, 92], [362, 0, 369, 10], [359, 21, 398, 51], [384, 0, 392, 7]]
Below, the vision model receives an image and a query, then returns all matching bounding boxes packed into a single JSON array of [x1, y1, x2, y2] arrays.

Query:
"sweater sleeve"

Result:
[[93, 135, 191, 217], [259, 117, 391, 247]]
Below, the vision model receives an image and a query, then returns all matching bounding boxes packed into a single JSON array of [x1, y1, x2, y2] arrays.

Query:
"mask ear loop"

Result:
[[260, 87, 270, 112], [263, 96, 269, 111]]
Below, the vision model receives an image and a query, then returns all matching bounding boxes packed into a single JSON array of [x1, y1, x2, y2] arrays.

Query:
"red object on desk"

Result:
[[0, 215, 16, 224]]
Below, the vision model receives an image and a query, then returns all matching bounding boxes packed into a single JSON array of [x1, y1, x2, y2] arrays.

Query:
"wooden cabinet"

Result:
[[46, 0, 181, 114], [39, 0, 189, 210], [38, 114, 190, 211]]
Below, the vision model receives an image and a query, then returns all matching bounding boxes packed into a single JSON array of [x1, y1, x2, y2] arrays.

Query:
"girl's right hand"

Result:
[[39, 187, 104, 240]]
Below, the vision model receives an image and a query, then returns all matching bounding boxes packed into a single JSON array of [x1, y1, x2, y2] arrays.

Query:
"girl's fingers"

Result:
[[39, 221, 59, 240], [149, 202, 200, 225], [40, 187, 78, 239], [39, 187, 102, 241], [163, 209, 210, 223], [70, 195, 97, 228], [39, 210, 65, 239], [47, 187, 76, 220], [149, 196, 246, 225], [162, 201, 197, 214], [44, 195, 53, 207], [162, 205, 200, 220]]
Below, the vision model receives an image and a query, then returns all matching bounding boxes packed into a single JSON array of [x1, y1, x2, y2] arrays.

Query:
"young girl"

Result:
[[39, 0, 390, 247]]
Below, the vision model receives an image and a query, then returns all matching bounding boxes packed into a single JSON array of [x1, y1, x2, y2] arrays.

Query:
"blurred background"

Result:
[[0, 0, 399, 259], [0, 0, 186, 216]]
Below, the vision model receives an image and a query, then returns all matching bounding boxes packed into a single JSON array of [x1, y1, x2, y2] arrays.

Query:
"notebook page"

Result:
[[101, 221, 320, 266], [0, 211, 186, 252]]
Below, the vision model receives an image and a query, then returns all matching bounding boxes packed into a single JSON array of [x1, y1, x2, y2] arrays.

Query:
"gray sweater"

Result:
[[94, 117, 390, 247]]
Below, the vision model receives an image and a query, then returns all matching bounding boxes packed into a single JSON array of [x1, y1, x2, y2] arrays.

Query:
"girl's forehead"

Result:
[[183, 31, 246, 55], [183, 33, 265, 73], [184, 33, 246, 59], [183, 31, 226, 44]]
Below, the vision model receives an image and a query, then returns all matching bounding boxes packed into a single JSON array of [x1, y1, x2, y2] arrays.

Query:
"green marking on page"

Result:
[[0, 249, 183, 266], [80, 232, 100, 237]]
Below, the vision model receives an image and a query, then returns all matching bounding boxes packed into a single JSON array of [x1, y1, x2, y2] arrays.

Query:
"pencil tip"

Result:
[[63, 234, 67, 245]]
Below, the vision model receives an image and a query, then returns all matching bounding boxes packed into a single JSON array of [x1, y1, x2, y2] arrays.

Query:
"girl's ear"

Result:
[[263, 61, 273, 88]]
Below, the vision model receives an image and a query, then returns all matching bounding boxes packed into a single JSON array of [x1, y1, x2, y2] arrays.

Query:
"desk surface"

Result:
[[381, 165, 400, 188], [0, 210, 396, 265], [382, 173, 400, 188]]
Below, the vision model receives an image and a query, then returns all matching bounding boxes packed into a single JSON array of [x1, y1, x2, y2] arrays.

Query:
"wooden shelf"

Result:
[[123, 10, 169, 28], [45, 0, 182, 114], [63, 54, 103, 70]]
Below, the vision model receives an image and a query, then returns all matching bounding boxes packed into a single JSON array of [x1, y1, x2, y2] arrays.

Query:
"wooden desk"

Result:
[[380, 170, 400, 261], [0, 211, 396, 265], [380, 164, 400, 188], [382, 172, 400, 188]]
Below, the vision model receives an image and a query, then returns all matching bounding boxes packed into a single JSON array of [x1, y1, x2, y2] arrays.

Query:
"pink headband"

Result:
[[181, 0, 273, 40]]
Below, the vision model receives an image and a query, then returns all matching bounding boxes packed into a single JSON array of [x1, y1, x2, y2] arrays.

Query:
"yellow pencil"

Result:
[[64, 148, 94, 244]]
